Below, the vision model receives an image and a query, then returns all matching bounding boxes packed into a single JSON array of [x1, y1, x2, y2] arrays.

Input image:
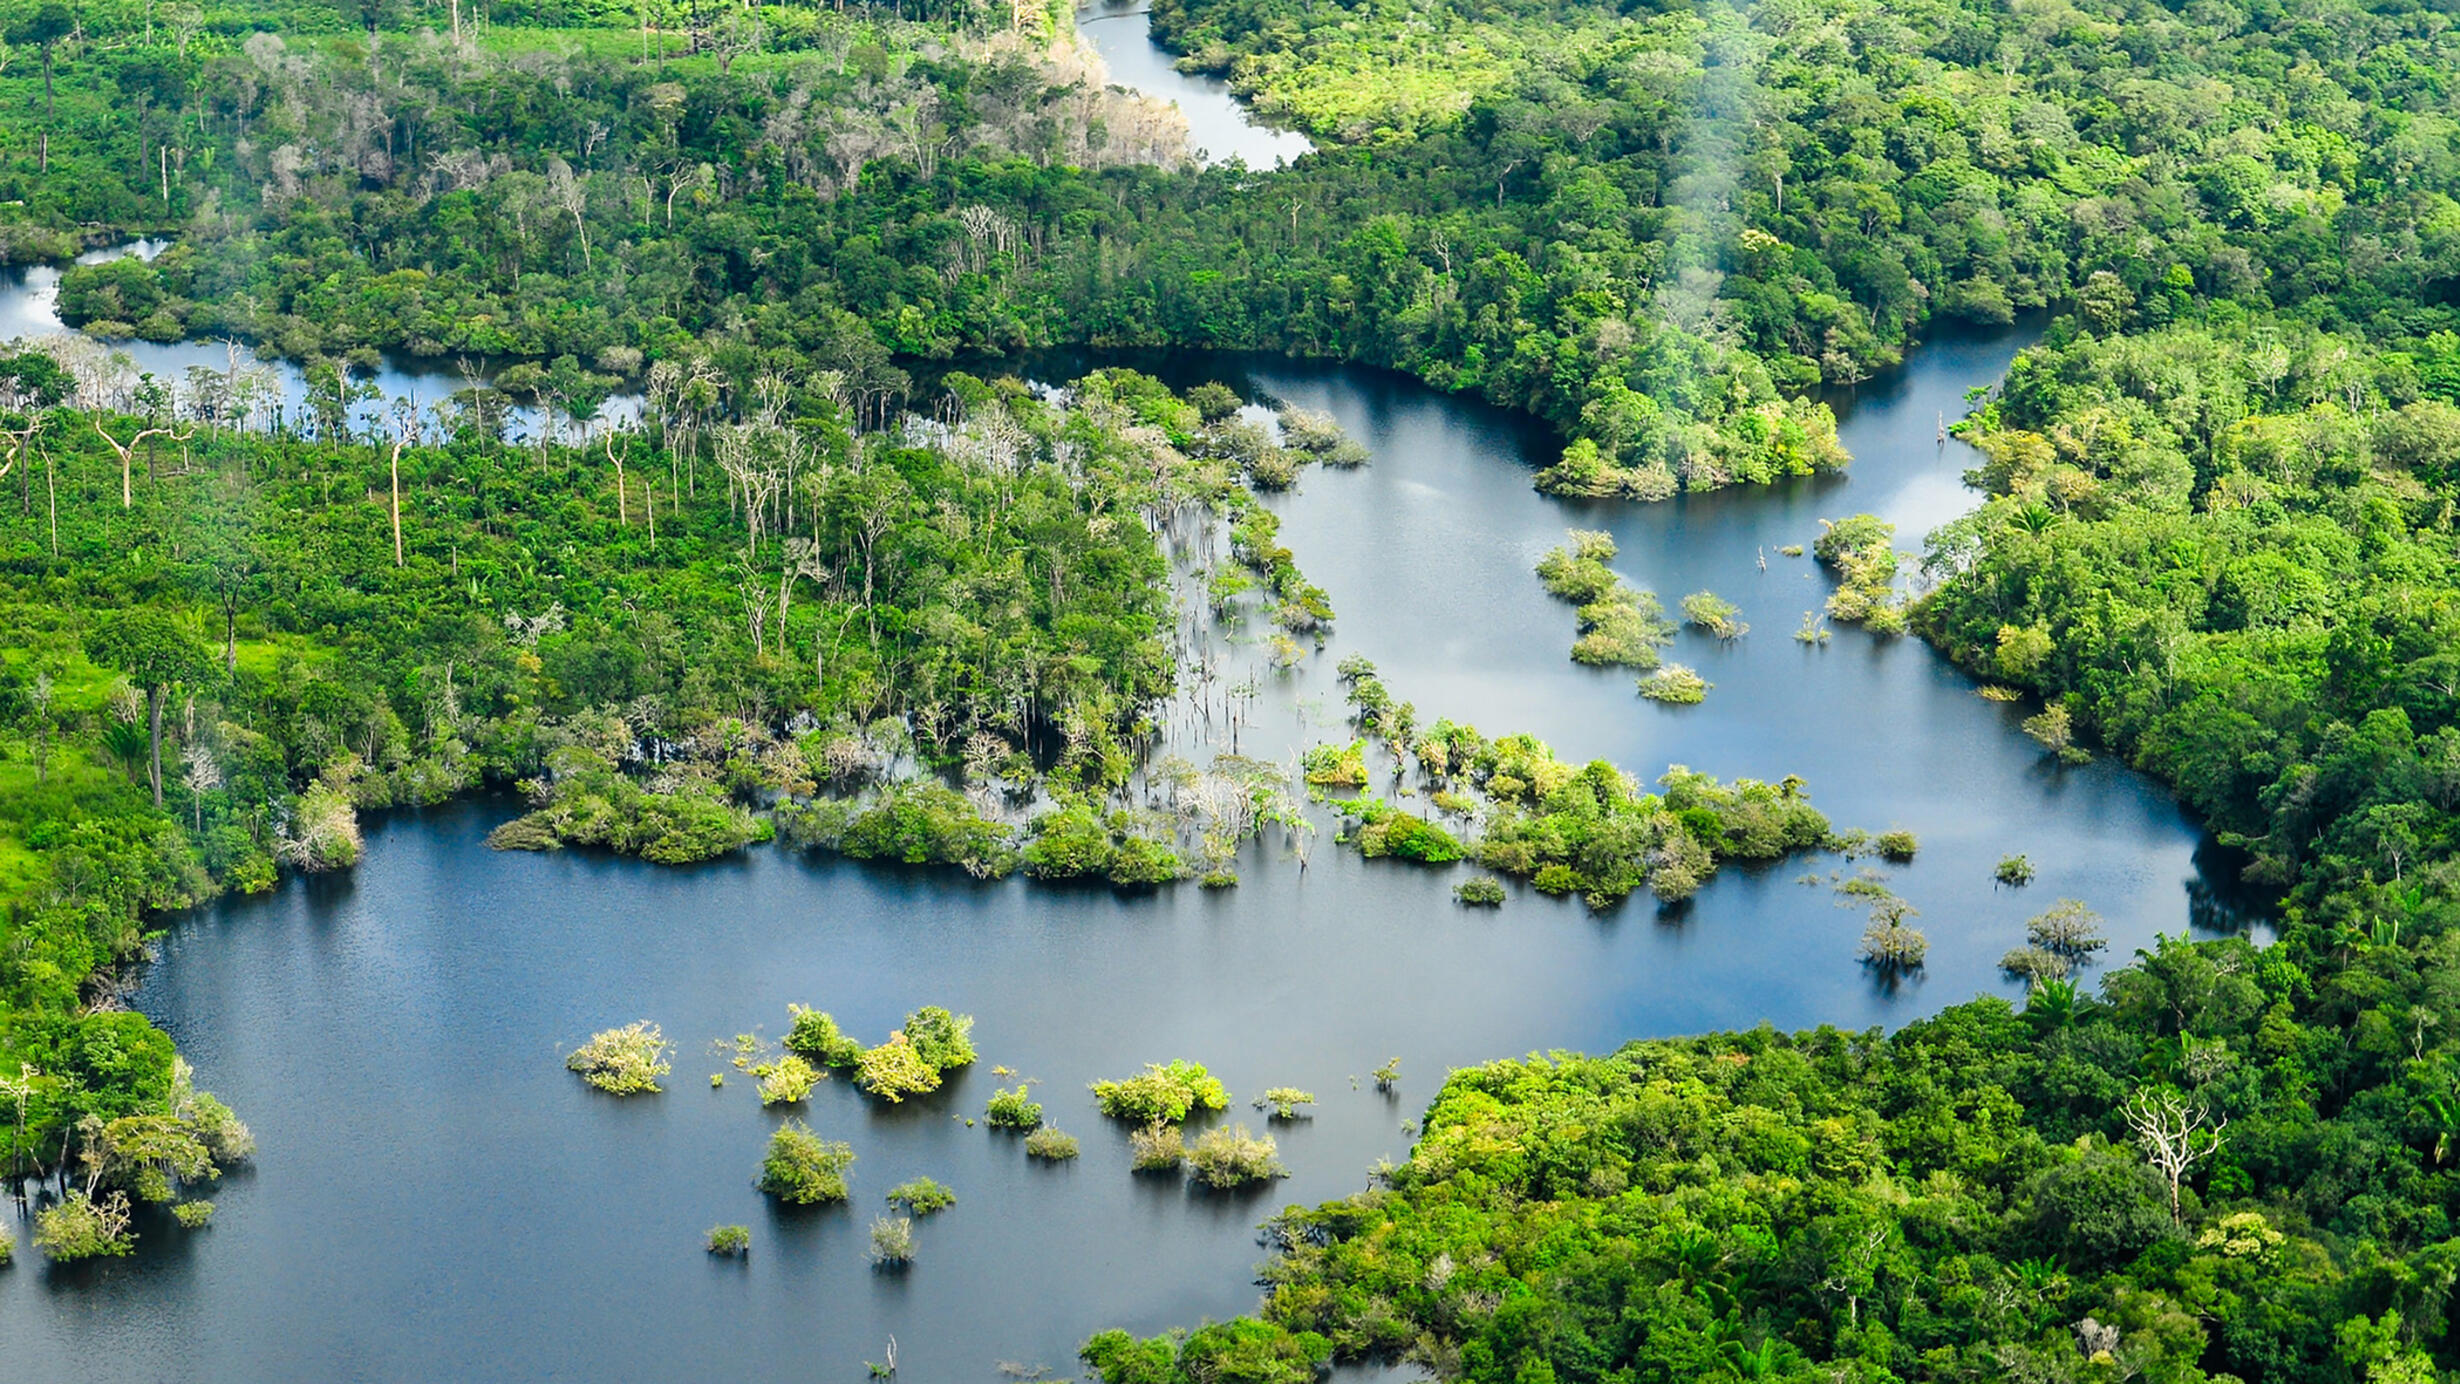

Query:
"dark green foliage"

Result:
[[1453, 875, 1505, 906], [783, 1008, 864, 1070], [757, 1121, 853, 1205], [491, 749, 766, 864], [1340, 799, 1464, 864], [984, 1085, 1044, 1131]]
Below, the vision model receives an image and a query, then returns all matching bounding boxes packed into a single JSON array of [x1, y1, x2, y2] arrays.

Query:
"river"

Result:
[[0, 26, 2235, 1384]]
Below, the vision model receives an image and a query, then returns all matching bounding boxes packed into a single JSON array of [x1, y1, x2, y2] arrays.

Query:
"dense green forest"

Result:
[[2, 0, 2460, 1374]]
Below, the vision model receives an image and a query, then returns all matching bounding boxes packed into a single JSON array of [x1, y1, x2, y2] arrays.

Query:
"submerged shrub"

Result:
[[1130, 1121, 1186, 1171], [869, 1215, 915, 1266], [1638, 664, 1709, 704], [172, 1200, 215, 1229], [2001, 945, 2071, 981], [2028, 899, 2109, 958], [784, 1006, 864, 1069], [33, 1192, 134, 1261], [706, 1224, 750, 1257], [1455, 876, 1506, 906], [1875, 830, 1919, 862], [758, 1055, 821, 1107], [1996, 853, 2036, 886], [985, 1085, 1044, 1130], [759, 1121, 855, 1204], [901, 1006, 978, 1073], [1255, 1088, 1316, 1121], [1024, 1127, 1081, 1161], [1188, 1125, 1284, 1189], [566, 1021, 671, 1095], [1860, 919, 1930, 971], [1680, 591, 1748, 639], [1348, 801, 1465, 863], [886, 1177, 956, 1216], [1091, 1061, 1231, 1123], [856, 1033, 942, 1102]]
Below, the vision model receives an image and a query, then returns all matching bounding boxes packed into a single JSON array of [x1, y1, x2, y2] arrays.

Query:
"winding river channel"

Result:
[[0, 21, 2240, 1384]]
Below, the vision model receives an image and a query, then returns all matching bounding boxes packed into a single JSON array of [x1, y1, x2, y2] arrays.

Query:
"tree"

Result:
[[86, 610, 210, 807], [2123, 1087, 2226, 1221], [91, 413, 190, 509], [8, 4, 73, 121]]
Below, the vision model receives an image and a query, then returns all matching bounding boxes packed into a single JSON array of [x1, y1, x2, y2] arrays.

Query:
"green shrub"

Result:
[[1875, 829, 1919, 862], [1996, 853, 2035, 886], [1130, 1121, 1186, 1171], [783, 1006, 864, 1069], [758, 1054, 820, 1107], [985, 1085, 1044, 1130], [1091, 1061, 1231, 1123], [886, 1176, 956, 1215], [1679, 591, 1748, 639], [172, 1200, 215, 1229], [1025, 1127, 1080, 1161], [1455, 875, 1506, 906], [901, 1006, 977, 1072], [566, 1021, 671, 1095], [856, 1033, 942, 1102], [1255, 1088, 1315, 1120], [869, 1215, 915, 1266], [836, 783, 1019, 878], [1638, 664, 1709, 703], [758, 1121, 854, 1204], [1187, 1124, 1284, 1188], [706, 1224, 750, 1257], [1348, 801, 1465, 863], [33, 1192, 134, 1261]]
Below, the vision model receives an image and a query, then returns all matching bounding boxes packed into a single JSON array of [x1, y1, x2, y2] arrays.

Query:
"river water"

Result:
[[0, 28, 2231, 1384]]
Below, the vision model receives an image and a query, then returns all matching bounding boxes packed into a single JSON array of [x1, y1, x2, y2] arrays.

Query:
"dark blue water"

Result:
[[0, 322, 2232, 1382]]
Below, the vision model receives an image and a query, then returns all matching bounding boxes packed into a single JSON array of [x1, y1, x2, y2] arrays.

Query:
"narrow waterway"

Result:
[[0, 25, 2236, 1384], [1077, 2, 1314, 168]]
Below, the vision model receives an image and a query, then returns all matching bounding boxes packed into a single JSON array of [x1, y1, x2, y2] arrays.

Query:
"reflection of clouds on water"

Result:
[[0, 240, 642, 445]]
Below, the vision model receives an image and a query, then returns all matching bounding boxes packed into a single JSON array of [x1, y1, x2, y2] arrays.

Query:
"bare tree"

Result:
[[91, 414, 190, 508], [2123, 1088, 2226, 1221], [388, 400, 420, 566]]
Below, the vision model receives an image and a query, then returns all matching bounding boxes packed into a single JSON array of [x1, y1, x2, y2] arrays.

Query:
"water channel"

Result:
[[0, 23, 2237, 1384]]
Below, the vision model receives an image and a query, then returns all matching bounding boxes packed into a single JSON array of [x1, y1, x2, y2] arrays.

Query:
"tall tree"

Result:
[[85, 610, 209, 807]]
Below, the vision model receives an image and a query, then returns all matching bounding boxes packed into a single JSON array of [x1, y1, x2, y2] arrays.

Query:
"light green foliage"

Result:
[[758, 1122, 854, 1205], [1024, 1127, 1080, 1161], [1875, 830, 1919, 863], [757, 1055, 820, 1107], [869, 1215, 915, 1266], [2027, 900, 2109, 960], [900, 1007, 977, 1073], [1081, 1321, 1331, 1384], [705, 1224, 750, 1257], [1476, 753, 1827, 907], [1187, 1124, 1284, 1189], [171, 1200, 215, 1229], [1024, 800, 1186, 887], [1636, 664, 1708, 704], [1996, 854, 2036, 886], [565, 1022, 671, 1095], [1371, 1059, 1401, 1091], [886, 1177, 956, 1216], [855, 1034, 942, 1103], [1130, 1122, 1186, 1171], [1535, 532, 1674, 668], [1255, 1088, 1316, 1121], [1339, 798, 1465, 863], [2023, 704, 2093, 765], [1815, 515, 1902, 626], [985, 1085, 1044, 1131], [1091, 1061, 1232, 1124], [1679, 591, 1747, 639], [33, 1192, 133, 1261]]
